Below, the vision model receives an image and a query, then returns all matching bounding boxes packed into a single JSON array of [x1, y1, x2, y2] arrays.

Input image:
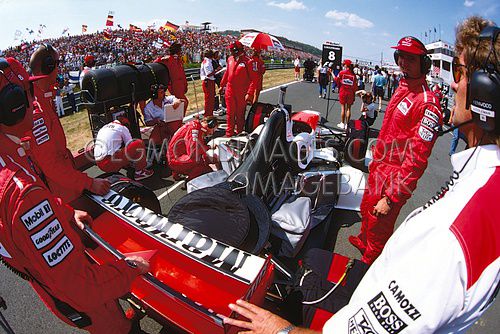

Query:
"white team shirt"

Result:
[[143, 96, 176, 123], [324, 145, 500, 334], [294, 58, 300, 67], [200, 57, 214, 81], [93, 121, 133, 161]]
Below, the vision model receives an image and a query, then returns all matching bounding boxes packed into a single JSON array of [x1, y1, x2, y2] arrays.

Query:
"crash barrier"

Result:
[[62, 62, 294, 113]]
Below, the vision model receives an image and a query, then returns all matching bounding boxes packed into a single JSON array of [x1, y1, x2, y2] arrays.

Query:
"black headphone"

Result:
[[467, 26, 500, 135], [393, 36, 432, 75], [40, 43, 58, 75], [0, 58, 30, 126], [150, 84, 165, 99]]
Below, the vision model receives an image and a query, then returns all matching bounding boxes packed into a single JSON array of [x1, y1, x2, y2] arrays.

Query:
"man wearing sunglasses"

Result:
[[222, 16, 499, 334], [29, 44, 110, 203]]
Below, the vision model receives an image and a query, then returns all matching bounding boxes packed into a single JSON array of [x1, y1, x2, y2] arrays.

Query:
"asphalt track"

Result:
[[0, 80, 497, 333]]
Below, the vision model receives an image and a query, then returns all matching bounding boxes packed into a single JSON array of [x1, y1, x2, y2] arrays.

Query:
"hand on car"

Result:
[[89, 178, 111, 195], [124, 256, 150, 274], [72, 210, 93, 230]]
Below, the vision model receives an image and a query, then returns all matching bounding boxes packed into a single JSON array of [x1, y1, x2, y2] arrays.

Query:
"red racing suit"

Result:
[[353, 76, 442, 264], [250, 55, 266, 103], [0, 134, 141, 334], [155, 55, 188, 112], [31, 86, 93, 203], [220, 54, 259, 136], [167, 119, 211, 179], [336, 69, 357, 105]]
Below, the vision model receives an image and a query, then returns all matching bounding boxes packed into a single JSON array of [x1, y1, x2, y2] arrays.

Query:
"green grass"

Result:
[[61, 68, 296, 152]]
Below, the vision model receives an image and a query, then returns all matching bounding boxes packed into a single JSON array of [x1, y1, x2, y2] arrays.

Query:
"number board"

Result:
[[322, 44, 343, 69]]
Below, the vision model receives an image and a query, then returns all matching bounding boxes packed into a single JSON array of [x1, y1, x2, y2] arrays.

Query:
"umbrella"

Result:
[[239, 32, 285, 51]]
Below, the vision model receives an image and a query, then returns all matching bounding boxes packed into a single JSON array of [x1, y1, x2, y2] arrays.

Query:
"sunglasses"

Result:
[[452, 56, 466, 83]]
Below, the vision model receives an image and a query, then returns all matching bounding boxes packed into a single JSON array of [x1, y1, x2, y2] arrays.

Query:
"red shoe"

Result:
[[349, 235, 366, 254]]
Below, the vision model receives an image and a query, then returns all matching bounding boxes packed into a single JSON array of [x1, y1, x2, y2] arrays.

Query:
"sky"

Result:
[[1, 0, 499, 64]]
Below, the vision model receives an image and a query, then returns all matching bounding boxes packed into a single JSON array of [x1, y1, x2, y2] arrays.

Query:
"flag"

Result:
[[425, 32, 427, 37], [161, 21, 179, 32], [62, 27, 69, 35], [103, 29, 112, 40], [106, 11, 114, 27], [153, 37, 170, 48], [129, 24, 143, 34], [117, 24, 122, 29], [20, 43, 29, 51], [14, 30, 21, 40], [82, 24, 88, 33], [434, 27, 437, 33]]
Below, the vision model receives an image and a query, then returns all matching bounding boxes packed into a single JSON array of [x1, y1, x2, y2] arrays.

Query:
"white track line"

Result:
[[157, 181, 184, 200]]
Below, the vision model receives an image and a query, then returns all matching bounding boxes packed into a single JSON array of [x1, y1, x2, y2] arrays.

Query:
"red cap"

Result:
[[0, 58, 45, 93], [343, 59, 352, 66], [229, 41, 244, 51], [391, 36, 427, 55], [84, 55, 95, 66]]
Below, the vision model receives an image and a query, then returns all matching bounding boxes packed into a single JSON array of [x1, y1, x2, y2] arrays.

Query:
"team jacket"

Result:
[[31, 87, 92, 202], [335, 69, 358, 94], [155, 55, 188, 97], [370, 77, 442, 204], [324, 145, 500, 333], [220, 55, 259, 97], [0, 133, 140, 313], [167, 119, 209, 163]]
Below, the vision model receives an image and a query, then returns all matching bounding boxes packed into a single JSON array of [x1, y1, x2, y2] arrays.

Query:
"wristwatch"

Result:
[[277, 325, 296, 334], [385, 196, 392, 208]]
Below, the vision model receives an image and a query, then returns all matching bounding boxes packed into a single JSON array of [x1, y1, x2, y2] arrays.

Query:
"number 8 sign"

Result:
[[322, 44, 342, 69]]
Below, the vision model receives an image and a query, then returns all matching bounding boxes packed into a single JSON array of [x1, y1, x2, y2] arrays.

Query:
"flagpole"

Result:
[[439, 24, 441, 41]]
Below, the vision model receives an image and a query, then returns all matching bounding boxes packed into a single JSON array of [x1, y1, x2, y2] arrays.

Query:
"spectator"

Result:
[[94, 116, 153, 180], [62, 78, 77, 114], [372, 69, 386, 111], [54, 81, 65, 117], [317, 62, 331, 99]]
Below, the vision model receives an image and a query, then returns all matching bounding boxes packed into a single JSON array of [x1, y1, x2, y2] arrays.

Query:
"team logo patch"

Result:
[[397, 97, 413, 116], [238, 63, 246, 67], [424, 109, 439, 123], [368, 292, 407, 334], [42, 235, 73, 267], [30, 219, 63, 250], [348, 309, 379, 334], [21, 200, 53, 231], [252, 62, 258, 71], [418, 126, 434, 142], [342, 74, 355, 86], [421, 117, 437, 130]]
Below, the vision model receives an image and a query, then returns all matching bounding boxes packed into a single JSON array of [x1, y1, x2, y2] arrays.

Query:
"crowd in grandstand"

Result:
[[2, 27, 317, 75]]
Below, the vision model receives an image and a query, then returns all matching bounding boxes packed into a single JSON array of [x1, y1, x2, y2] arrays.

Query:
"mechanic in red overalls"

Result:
[[0, 57, 149, 334], [219, 41, 259, 137], [335, 59, 358, 129], [349, 36, 442, 264], [29, 44, 110, 203], [155, 42, 188, 133], [167, 116, 218, 180], [250, 48, 266, 104]]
